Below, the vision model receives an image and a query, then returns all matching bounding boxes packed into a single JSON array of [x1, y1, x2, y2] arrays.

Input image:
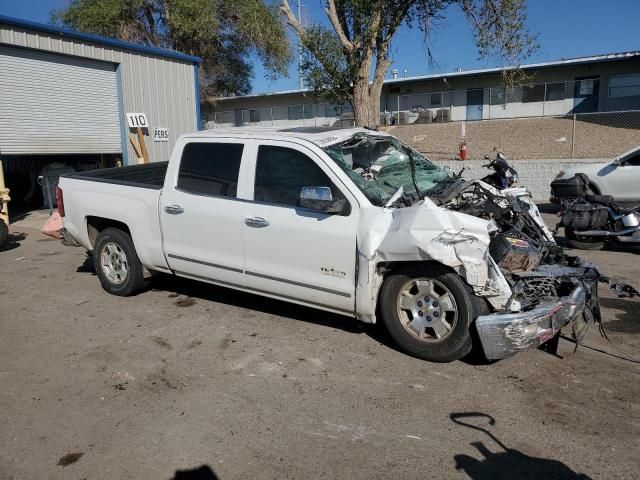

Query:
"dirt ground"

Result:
[[1, 210, 639, 480], [390, 113, 640, 160]]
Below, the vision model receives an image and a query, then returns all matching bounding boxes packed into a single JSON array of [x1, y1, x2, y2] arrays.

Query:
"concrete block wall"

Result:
[[432, 158, 606, 201]]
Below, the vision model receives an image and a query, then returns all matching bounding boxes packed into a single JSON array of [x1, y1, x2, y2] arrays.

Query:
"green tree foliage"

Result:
[[52, 0, 291, 97], [282, 0, 537, 128]]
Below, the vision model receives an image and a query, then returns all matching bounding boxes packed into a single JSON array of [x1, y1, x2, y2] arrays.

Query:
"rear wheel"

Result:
[[379, 265, 476, 362], [565, 227, 605, 250], [93, 228, 148, 296]]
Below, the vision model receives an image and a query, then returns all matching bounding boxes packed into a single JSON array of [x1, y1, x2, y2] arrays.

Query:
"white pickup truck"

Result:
[[58, 127, 600, 362]]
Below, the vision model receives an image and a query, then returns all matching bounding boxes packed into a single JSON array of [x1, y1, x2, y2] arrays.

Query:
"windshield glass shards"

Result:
[[323, 134, 454, 207]]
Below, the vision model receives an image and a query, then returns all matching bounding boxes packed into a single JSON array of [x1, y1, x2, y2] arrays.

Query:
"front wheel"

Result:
[[93, 227, 148, 296], [379, 265, 476, 362], [565, 227, 605, 251]]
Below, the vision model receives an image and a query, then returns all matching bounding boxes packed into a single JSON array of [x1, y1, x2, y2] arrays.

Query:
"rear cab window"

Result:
[[177, 142, 243, 197]]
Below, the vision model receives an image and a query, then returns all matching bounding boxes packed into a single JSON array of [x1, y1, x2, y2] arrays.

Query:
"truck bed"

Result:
[[63, 162, 168, 189]]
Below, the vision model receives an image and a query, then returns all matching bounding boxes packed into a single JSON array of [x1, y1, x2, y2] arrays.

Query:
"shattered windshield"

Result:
[[323, 133, 454, 206]]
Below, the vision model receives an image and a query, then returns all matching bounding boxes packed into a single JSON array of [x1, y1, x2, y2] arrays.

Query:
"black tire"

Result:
[[565, 227, 604, 251], [379, 264, 477, 362], [93, 227, 148, 296], [0, 220, 8, 249]]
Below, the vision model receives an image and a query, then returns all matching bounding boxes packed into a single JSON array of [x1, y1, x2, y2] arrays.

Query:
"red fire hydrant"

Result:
[[459, 140, 468, 160]]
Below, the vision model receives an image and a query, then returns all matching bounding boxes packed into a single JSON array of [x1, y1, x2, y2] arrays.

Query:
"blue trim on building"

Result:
[[115, 65, 129, 166], [194, 64, 202, 130], [0, 14, 201, 64]]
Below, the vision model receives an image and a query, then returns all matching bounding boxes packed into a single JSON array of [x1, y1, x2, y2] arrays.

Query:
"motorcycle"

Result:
[[480, 152, 518, 190], [558, 193, 640, 250]]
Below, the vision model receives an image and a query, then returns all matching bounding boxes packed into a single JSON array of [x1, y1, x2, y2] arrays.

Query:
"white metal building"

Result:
[[0, 14, 201, 206]]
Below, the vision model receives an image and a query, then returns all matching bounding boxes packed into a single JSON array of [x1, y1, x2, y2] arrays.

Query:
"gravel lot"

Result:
[[1, 210, 639, 480]]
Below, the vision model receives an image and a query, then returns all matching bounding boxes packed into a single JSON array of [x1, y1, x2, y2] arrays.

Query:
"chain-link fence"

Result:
[[391, 110, 640, 161]]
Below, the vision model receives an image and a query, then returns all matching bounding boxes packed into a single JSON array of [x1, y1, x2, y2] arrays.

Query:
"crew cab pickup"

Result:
[[59, 127, 599, 362]]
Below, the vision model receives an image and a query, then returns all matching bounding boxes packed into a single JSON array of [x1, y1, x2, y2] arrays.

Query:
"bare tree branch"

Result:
[[280, 0, 307, 39], [325, 0, 354, 52]]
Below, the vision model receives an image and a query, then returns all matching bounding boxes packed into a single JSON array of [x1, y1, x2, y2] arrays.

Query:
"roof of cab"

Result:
[[183, 126, 391, 147]]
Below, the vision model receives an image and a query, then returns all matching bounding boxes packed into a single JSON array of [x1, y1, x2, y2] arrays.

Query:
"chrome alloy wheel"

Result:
[[396, 278, 458, 341], [100, 242, 129, 285]]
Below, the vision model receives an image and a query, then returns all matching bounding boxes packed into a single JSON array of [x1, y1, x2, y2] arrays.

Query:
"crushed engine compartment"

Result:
[[429, 178, 638, 315], [323, 131, 638, 321], [323, 130, 638, 357]]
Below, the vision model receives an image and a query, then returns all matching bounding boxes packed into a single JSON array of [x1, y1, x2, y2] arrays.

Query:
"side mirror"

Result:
[[300, 186, 344, 214]]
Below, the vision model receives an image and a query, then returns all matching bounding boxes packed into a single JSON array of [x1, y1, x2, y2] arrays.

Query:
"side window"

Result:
[[623, 151, 640, 166], [254, 145, 346, 210], [177, 142, 243, 197]]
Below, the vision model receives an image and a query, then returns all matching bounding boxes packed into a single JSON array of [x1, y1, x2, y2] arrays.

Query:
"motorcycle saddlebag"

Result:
[[561, 203, 609, 230], [551, 173, 589, 199]]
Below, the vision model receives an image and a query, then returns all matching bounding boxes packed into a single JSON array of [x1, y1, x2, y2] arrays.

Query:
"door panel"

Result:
[[573, 77, 600, 113], [242, 143, 358, 313], [596, 151, 640, 201], [466, 89, 484, 121], [161, 141, 246, 286]]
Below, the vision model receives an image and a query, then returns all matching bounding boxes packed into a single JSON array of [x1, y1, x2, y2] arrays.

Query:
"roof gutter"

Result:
[[0, 14, 201, 64]]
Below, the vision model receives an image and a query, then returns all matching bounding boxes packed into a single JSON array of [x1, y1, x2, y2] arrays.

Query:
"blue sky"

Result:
[[2, 0, 639, 93]]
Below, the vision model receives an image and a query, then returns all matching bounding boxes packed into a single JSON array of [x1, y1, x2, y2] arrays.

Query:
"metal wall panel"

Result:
[[0, 23, 198, 163], [0, 45, 121, 154]]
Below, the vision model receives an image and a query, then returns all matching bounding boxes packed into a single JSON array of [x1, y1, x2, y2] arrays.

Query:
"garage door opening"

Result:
[[0, 44, 124, 221], [1, 154, 121, 220]]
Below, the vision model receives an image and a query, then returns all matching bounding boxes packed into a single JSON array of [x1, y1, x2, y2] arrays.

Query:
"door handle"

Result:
[[164, 204, 184, 215], [244, 217, 269, 228]]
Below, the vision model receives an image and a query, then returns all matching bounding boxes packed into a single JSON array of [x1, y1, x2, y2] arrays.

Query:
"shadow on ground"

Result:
[[451, 412, 592, 479], [170, 465, 219, 479], [76, 259, 498, 363], [0, 232, 27, 252], [600, 297, 640, 334], [153, 272, 401, 353]]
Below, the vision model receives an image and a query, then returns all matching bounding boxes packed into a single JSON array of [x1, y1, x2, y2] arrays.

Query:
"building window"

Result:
[[249, 109, 260, 123], [545, 82, 565, 101], [326, 104, 339, 117], [303, 104, 314, 119], [522, 84, 545, 103], [178, 143, 243, 198], [490, 87, 506, 105], [429, 92, 442, 107], [288, 105, 303, 120], [608, 74, 640, 98], [389, 87, 401, 94], [577, 79, 595, 95]]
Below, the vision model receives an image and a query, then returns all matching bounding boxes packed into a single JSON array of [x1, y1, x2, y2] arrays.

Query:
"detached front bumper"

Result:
[[475, 286, 587, 360]]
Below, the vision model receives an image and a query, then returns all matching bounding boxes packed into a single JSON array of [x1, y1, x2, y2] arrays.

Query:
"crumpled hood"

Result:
[[366, 201, 493, 285]]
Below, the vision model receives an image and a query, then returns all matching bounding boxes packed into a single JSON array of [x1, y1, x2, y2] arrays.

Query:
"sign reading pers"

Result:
[[126, 113, 149, 129], [153, 127, 169, 142]]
